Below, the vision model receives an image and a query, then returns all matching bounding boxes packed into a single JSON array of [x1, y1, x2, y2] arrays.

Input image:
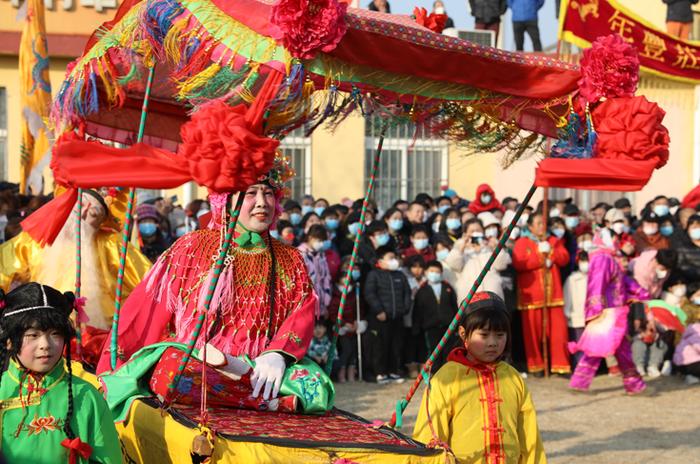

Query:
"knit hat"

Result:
[[135, 203, 159, 222], [604, 208, 625, 224]]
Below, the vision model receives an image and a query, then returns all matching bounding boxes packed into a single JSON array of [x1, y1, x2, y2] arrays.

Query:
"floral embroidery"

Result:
[[290, 368, 309, 381], [25, 414, 62, 435], [284, 331, 303, 346]]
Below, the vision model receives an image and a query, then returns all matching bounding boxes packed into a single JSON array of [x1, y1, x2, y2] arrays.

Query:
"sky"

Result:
[[377, 0, 561, 52]]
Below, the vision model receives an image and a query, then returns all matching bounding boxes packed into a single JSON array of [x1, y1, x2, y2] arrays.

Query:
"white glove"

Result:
[[338, 326, 349, 336], [251, 352, 286, 400], [199, 343, 251, 378], [357, 320, 368, 334], [538, 241, 551, 254], [546, 258, 552, 268]]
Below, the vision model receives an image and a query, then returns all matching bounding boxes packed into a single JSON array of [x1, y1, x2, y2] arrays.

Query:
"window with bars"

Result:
[[365, 117, 447, 209], [0, 88, 6, 181], [279, 128, 311, 200]]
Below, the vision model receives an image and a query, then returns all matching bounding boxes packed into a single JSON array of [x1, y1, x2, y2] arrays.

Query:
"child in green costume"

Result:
[[0, 283, 121, 463]]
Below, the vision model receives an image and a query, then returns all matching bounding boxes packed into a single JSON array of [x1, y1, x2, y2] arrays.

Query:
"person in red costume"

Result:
[[512, 212, 571, 375], [468, 183, 504, 215], [96, 156, 318, 402]]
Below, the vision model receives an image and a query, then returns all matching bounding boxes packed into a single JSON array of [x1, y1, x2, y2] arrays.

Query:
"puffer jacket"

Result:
[[663, 0, 699, 23], [469, 0, 507, 23], [673, 323, 700, 366], [508, 0, 545, 22], [675, 240, 700, 295], [364, 269, 412, 320]]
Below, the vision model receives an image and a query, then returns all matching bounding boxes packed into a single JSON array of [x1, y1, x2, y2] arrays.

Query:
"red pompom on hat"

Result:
[[592, 95, 670, 170]]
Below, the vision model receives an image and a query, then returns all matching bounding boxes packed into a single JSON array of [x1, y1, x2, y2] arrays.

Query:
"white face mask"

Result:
[[481, 194, 492, 204], [434, 5, 445, 14], [643, 224, 659, 236], [580, 240, 593, 252], [656, 269, 668, 280], [484, 227, 498, 238], [385, 258, 400, 271], [672, 285, 687, 297], [579, 262, 589, 273], [612, 222, 625, 236], [549, 208, 561, 218], [510, 227, 521, 239]]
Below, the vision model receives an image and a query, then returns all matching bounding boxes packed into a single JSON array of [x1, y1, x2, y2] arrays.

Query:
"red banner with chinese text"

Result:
[[559, 0, 700, 84]]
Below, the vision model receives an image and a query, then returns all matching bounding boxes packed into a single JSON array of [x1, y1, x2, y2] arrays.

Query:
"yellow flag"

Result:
[[18, 0, 52, 194]]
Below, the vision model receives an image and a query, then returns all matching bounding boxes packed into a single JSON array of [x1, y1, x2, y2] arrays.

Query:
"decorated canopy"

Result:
[[51, 0, 581, 155]]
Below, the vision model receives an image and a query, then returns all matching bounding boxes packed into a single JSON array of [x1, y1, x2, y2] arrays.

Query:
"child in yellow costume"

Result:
[[0, 189, 151, 329], [413, 292, 546, 464]]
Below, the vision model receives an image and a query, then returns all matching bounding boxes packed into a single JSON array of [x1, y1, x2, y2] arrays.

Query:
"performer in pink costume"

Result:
[[568, 229, 648, 394]]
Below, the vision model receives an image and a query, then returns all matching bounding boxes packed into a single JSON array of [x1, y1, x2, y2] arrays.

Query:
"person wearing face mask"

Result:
[[432, 0, 455, 28], [337, 211, 362, 257], [563, 251, 589, 367], [413, 261, 458, 371], [433, 235, 459, 289], [276, 220, 296, 246], [650, 195, 671, 218], [441, 208, 462, 242], [382, 207, 409, 252], [298, 224, 333, 318], [512, 212, 571, 376], [313, 198, 329, 218], [357, 221, 394, 279], [444, 218, 510, 304], [327, 258, 367, 383], [402, 255, 427, 379], [468, 183, 504, 215], [283, 200, 303, 231], [435, 196, 453, 215], [548, 216, 573, 283], [321, 208, 342, 279], [633, 211, 670, 254], [403, 225, 436, 264], [675, 214, 700, 305], [364, 247, 412, 384], [136, 203, 169, 263]]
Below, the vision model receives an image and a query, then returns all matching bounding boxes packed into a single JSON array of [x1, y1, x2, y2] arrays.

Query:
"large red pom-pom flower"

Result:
[[579, 34, 640, 104], [592, 96, 670, 169], [178, 102, 279, 192], [271, 0, 348, 60]]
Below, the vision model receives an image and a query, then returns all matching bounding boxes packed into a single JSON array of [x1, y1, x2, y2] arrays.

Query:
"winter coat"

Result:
[[469, 0, 507, 23], [413, 281, 459, 330], [507, 0, 544, 22], [364, 268, 412, 320], [675, 240, 700, 295], [664, 0, 699, 23], [445, 238, 511, 302], [468, 183, 504, 214], [673, 323, 700, 366], [298, 243, 333, 316]]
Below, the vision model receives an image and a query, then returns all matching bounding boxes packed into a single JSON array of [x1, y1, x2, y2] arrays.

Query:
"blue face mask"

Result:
[[413, 238, 429, 250], [348, 222, 361, 236], [654, 204, 670, 217], [289, 213, 302, 226], [325, 218, 340, 231], [270, 229, 280, 240], [438, 205, 450, 215], [660, 225, 674, 237], [446, 218, 461, 231], [389, 218, 404, 232], [552, 228, 565, 239], [690, 228, 700, 241], [564, 217, 580, 229], [314, 206, 326, 216], [351, 269, 362, 281], [436, 249, 450, 261], [322, 239, 332, 251], [375, 233, 390, 247], [426, 271, 442, 283], [139, 222, 158, 237], [301, 205, 313, 216]]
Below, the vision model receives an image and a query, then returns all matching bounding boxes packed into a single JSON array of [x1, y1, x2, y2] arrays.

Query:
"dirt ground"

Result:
[[335, 374, 700, 463]]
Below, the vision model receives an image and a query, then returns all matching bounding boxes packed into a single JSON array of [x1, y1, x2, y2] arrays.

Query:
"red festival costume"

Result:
[[97, 203, 317, 373], [512, 234, 571, 374]]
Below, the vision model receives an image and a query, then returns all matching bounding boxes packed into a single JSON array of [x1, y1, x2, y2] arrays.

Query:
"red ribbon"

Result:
[[61, 437, 93, 464]]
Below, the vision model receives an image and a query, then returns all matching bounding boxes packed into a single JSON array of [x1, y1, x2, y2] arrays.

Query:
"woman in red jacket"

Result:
[[512, 212, 571, 375]]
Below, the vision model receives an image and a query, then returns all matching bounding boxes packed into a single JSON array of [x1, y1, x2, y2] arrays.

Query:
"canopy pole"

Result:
[[74, 188, 83, 359], [389, 184, 538, 428], [326, 119, 388, 374], [110, 65, 156, 370]]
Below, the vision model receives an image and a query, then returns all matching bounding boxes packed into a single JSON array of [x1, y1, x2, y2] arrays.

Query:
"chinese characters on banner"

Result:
[[559, 0, 700, 83]]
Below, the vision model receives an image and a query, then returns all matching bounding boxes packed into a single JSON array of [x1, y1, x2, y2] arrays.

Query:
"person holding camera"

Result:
[[444, 217, 511, 304], [512, 212, 571, 376]]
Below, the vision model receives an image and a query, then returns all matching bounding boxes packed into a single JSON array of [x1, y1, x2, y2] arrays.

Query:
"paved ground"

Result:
[[335, 374, 700, 463]]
